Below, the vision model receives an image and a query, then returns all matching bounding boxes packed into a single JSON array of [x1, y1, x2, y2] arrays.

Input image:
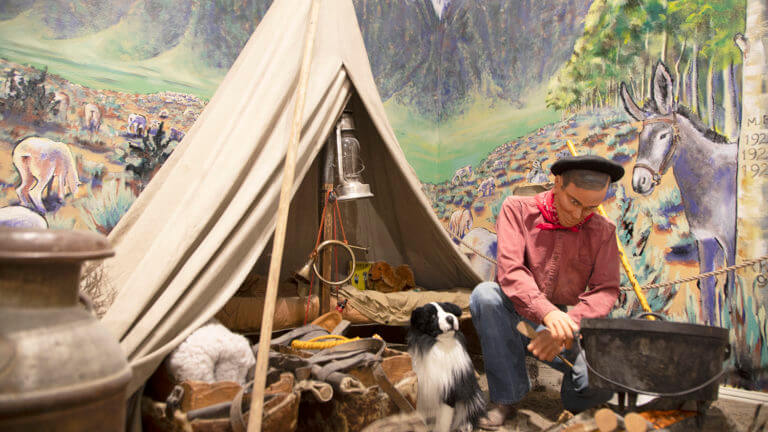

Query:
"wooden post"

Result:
[[247, 1, 320, 430], [322, 183, 334, 314]]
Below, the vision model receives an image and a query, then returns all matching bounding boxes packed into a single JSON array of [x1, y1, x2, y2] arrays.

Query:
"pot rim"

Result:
[[581, 317, 729, 340]]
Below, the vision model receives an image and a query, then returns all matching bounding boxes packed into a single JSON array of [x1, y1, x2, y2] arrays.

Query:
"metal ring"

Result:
[[312, 240, 356, 286]]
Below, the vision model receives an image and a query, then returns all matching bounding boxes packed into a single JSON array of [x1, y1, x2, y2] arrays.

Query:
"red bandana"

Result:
[[535, 191, 593, 232]]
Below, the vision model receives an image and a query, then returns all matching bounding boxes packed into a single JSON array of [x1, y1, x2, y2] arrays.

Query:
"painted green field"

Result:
[[0, 13, 220, 99], [386, 87, 561, 183]]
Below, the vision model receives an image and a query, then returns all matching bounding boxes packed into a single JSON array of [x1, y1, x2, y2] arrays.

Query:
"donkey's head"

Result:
[[620, 62, 680, 195]]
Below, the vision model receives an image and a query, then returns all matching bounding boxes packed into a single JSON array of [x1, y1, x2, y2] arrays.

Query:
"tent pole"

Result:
[[247, 0, 321, 430], [321, 138, 335, 314], [322, 183, 333, 314]]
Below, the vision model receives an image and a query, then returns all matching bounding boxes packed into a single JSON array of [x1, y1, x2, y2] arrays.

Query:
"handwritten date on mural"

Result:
[[746, 132, 768, 146], [742, 163, 768, 178], [741, 148, 768, 161]]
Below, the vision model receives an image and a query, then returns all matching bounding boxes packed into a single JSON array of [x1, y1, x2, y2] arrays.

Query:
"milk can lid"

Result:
[[0, 228, 114, 261]]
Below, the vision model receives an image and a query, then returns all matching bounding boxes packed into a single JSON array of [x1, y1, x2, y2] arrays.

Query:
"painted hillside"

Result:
[[0, 59, 203, 232]]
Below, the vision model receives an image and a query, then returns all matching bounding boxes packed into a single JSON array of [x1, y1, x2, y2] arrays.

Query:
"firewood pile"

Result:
[[532, 407, 702, 432]]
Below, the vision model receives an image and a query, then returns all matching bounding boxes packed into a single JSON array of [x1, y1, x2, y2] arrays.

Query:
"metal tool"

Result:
[[516, 321, 574, 368], [294, 239, 368, 286]]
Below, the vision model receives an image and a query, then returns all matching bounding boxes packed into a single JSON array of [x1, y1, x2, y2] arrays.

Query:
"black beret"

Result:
[[550, 155, 625, 182]]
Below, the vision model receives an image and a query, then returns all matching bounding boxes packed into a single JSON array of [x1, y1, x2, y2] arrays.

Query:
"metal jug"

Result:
[[0, 228, 131, 431]]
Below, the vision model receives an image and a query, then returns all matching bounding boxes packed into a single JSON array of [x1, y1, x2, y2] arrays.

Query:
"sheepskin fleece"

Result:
[[166, 320, 255, 385]]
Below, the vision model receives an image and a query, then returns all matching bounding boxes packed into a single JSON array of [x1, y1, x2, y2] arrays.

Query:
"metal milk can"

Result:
[[0, 228, 132, 431]]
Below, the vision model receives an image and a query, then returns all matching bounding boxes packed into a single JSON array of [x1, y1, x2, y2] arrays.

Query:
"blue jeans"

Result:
[[469, 281, 612, 413]]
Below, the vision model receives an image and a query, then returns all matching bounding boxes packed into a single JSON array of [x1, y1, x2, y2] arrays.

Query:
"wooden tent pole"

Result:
[[322, 183, 333, 314], [247, 0, 321, 430]]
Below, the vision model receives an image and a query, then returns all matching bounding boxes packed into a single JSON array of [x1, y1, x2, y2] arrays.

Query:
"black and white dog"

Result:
[[408, 302, 485, 432]]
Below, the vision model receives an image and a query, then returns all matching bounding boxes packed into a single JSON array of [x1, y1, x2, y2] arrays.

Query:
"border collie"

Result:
[[408, 302, 485, 432]]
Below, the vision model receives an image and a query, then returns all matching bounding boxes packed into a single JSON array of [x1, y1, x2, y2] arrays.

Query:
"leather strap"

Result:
[[373, 362, 415, 413], [269, 324, 328, 346], [229, 382, 250, 432]]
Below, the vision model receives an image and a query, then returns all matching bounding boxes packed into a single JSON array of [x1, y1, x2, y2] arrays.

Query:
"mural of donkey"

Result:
[[12, 137, 80, 213], [620, 61, 737, 326]]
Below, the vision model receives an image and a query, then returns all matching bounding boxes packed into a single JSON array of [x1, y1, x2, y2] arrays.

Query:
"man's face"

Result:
[[552, 175, 608, 227]]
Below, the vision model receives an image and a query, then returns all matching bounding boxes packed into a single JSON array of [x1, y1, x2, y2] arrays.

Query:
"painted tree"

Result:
[[547, 0, 744, 133], [704, 0, 744, 138]]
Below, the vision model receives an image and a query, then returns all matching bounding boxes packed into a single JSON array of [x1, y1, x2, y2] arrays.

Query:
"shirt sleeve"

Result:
[[568, 223, 621, 326], [497, 199, 558, 324]]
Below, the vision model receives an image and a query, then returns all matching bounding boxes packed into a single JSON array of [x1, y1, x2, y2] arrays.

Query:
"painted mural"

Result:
[[0, 0, 271, 232], [0, 0, 764, 390], [421, 0, 761, 389]]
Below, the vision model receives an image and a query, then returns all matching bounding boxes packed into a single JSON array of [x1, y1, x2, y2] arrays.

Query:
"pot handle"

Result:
[[635, 312, 666, 321]]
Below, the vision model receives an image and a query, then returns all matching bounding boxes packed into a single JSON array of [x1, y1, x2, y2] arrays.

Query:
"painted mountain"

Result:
[[354, 0, 592, 181], [0, 0, 273, 97], [356, 0, 591, 121], [0, 0, 590, 181]]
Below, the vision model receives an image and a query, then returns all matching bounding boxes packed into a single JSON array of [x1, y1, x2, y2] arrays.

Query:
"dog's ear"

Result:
[[440, 302, 462, 318], [410, 305, 428, 329]]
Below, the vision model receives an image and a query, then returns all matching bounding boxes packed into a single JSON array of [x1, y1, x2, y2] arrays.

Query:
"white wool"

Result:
[[166, 320, 255, 385]]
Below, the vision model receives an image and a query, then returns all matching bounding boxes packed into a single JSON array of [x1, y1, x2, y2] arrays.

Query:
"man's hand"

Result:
[[542, 309, 579, 348], [527, 328, 563, 362]]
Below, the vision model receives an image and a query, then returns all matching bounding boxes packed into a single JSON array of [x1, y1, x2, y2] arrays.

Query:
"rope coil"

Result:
[[291, 334, 361, 350]]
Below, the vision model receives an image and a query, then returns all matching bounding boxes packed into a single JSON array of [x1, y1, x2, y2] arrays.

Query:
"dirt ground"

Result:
[[473, 357, 760, 431]]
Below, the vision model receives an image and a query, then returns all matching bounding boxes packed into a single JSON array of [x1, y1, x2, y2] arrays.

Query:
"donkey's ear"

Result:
[[652, 61, 675, 115], [620, 82, 645, 121]]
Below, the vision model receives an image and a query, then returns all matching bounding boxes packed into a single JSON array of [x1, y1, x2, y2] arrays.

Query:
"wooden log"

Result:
[[594, 408, 617, 432], [624, 412, 648, 432]]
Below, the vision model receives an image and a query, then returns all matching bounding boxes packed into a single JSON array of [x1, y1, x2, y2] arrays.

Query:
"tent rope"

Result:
[[627, 254, 768, 291], [442, 225, 768, 292], [304, 189, 334, 325], [304, 190, 351, 324]]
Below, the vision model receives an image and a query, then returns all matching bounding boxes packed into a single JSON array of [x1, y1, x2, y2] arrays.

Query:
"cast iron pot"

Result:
[[579, 313, 729, 401]]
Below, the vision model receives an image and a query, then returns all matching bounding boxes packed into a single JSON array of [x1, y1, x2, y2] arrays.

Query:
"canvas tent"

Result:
[[97, 0, 481, 400]]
